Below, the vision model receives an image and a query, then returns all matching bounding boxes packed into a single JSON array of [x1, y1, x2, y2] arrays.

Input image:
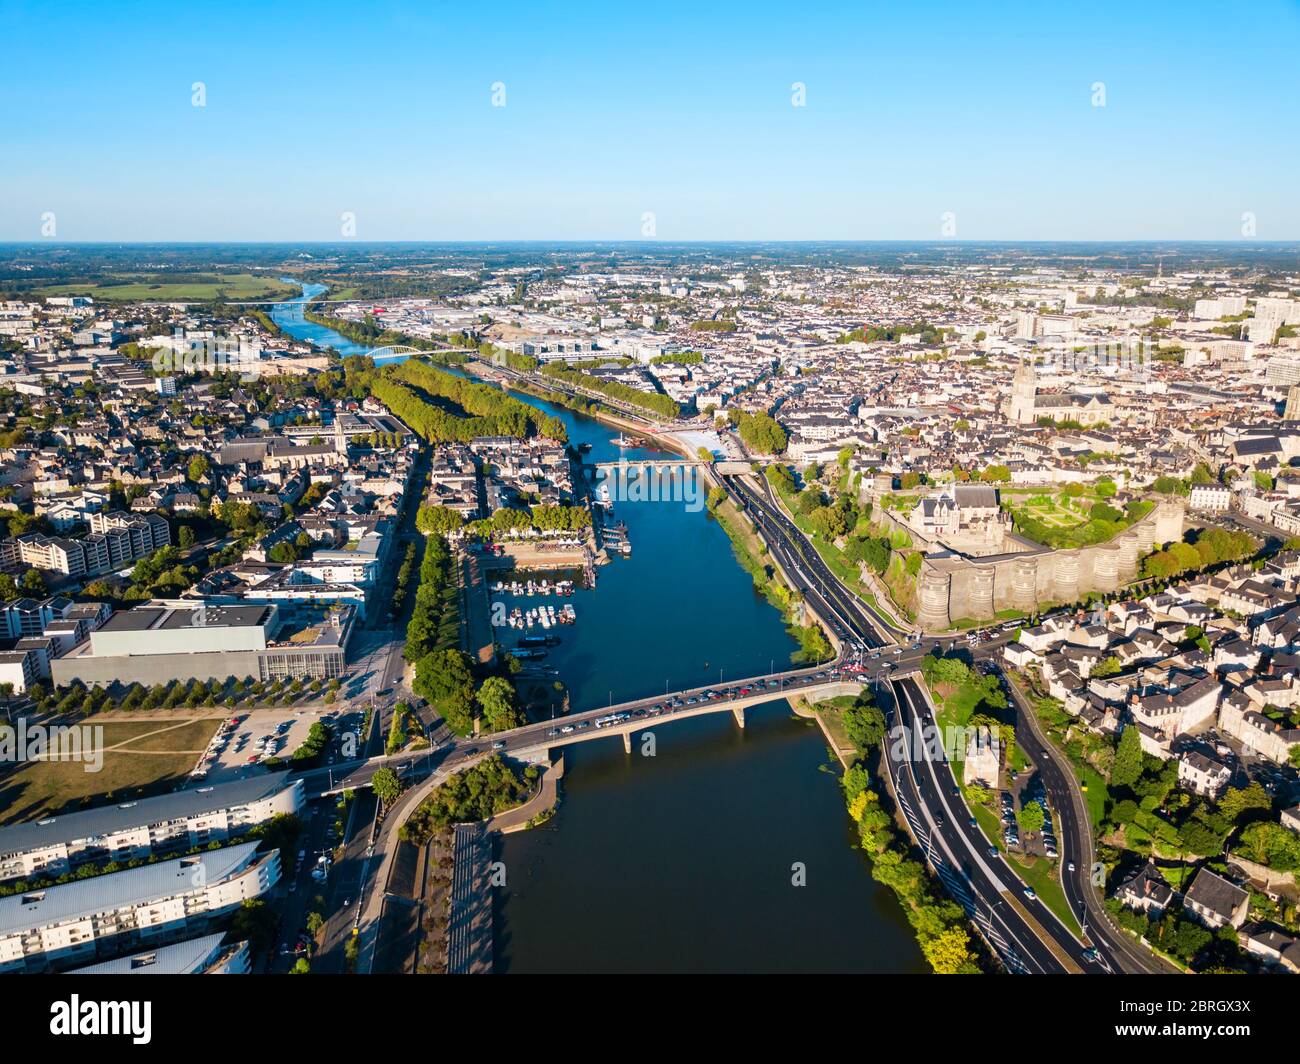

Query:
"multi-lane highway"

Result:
[[722, 470, 1137, 974], [889, 675, 1096, 973], [998, 665, 1179, 974], [727, 472, 910, 647]]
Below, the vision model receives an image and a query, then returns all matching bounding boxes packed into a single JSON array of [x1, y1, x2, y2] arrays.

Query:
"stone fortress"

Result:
[[914, 496, 1186, 630]]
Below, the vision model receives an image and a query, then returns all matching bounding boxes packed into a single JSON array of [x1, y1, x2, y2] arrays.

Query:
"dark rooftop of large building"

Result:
[[99, 603, 272, 633]]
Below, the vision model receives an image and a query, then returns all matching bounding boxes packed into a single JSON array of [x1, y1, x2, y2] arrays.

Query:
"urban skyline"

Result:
[[1, 0, 1297, 1036]]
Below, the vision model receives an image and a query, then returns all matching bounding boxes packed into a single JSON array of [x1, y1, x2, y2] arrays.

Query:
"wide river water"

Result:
[[271, 287, 924, 972]]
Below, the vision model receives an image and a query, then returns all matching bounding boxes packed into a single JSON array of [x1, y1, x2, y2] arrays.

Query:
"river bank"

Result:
[[271, 283, 928, 973]]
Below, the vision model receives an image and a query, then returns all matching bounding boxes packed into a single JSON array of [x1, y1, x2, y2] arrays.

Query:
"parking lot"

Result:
[[1001, 773, 1059, 860], [195, 706, 368, 785]]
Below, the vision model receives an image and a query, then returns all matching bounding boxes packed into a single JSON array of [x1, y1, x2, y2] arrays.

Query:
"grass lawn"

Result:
[[1158, 863, 1196, 891], [0, 716, 221, 826], [36, 273, 298, 302], [948, 609, 1027, 631], [107, 718, 221, 753], [1008, 851, 1082, 937], [712, 495, 767, 567], [1077, 764, 1110, 828], [938, 682, 983, 728], [1003, 487, 1154, 550], [805, 696, 860, 764], [972, 802, 1004, 847]]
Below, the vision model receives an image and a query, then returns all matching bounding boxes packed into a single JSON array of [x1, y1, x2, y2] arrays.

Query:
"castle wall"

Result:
[[916, 498, 1186, 629], [917, 567, 952, 630]]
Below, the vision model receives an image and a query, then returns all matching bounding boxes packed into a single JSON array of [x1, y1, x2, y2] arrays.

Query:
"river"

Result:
[[270, 286, 925, 972]]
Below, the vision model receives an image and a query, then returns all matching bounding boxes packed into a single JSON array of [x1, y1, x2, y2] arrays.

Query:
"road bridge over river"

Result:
[[300, 659, 896, 799]]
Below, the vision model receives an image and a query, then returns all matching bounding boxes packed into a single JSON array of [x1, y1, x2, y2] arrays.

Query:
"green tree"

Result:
[[19, 569, 47, 596], [1218, 782, 1271, 823], [920, 926, 977, 974], [734, 411, 787, 454], [413, 648, 477, 735], [416, 505, 464, 536], [228, 899, 277, 954], [476, 675, 522, 732], [809, 504, 849, 539], [1092, 656, 1122, 678], [371, 766, 403, 807], [1016, 802, 1045, 833], [764, 463, 796, 495], [843, 699, 886, 754], [1111, 725, 1144, 789]]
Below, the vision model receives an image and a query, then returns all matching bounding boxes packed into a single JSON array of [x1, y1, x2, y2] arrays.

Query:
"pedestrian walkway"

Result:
[[447, 823, 493, 974]]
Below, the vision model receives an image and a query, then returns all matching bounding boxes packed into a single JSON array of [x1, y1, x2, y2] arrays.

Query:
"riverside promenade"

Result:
[[447, 823, 494, 974]]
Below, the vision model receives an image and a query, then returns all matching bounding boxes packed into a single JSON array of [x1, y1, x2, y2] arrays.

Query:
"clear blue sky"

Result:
[[3, 0, 1298, 241]]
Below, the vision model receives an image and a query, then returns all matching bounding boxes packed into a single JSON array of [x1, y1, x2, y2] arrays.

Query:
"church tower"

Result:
[[1008, 360, 1038, 424], [1285, 385, 1300, 421]]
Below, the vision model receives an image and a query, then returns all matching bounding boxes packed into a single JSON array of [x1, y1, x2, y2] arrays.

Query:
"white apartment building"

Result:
[[516, 334, 601, 363], [0, 775, 303, 882], [68, 931, 250, 974], [1218, 692, 1300, 766], [1177, 750, 1232, 798], [0, 842, 279, 972], [1129, 677, 1223, 741], [1193, 296, 1247, 320], [1189, 483, 1232, 511]]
